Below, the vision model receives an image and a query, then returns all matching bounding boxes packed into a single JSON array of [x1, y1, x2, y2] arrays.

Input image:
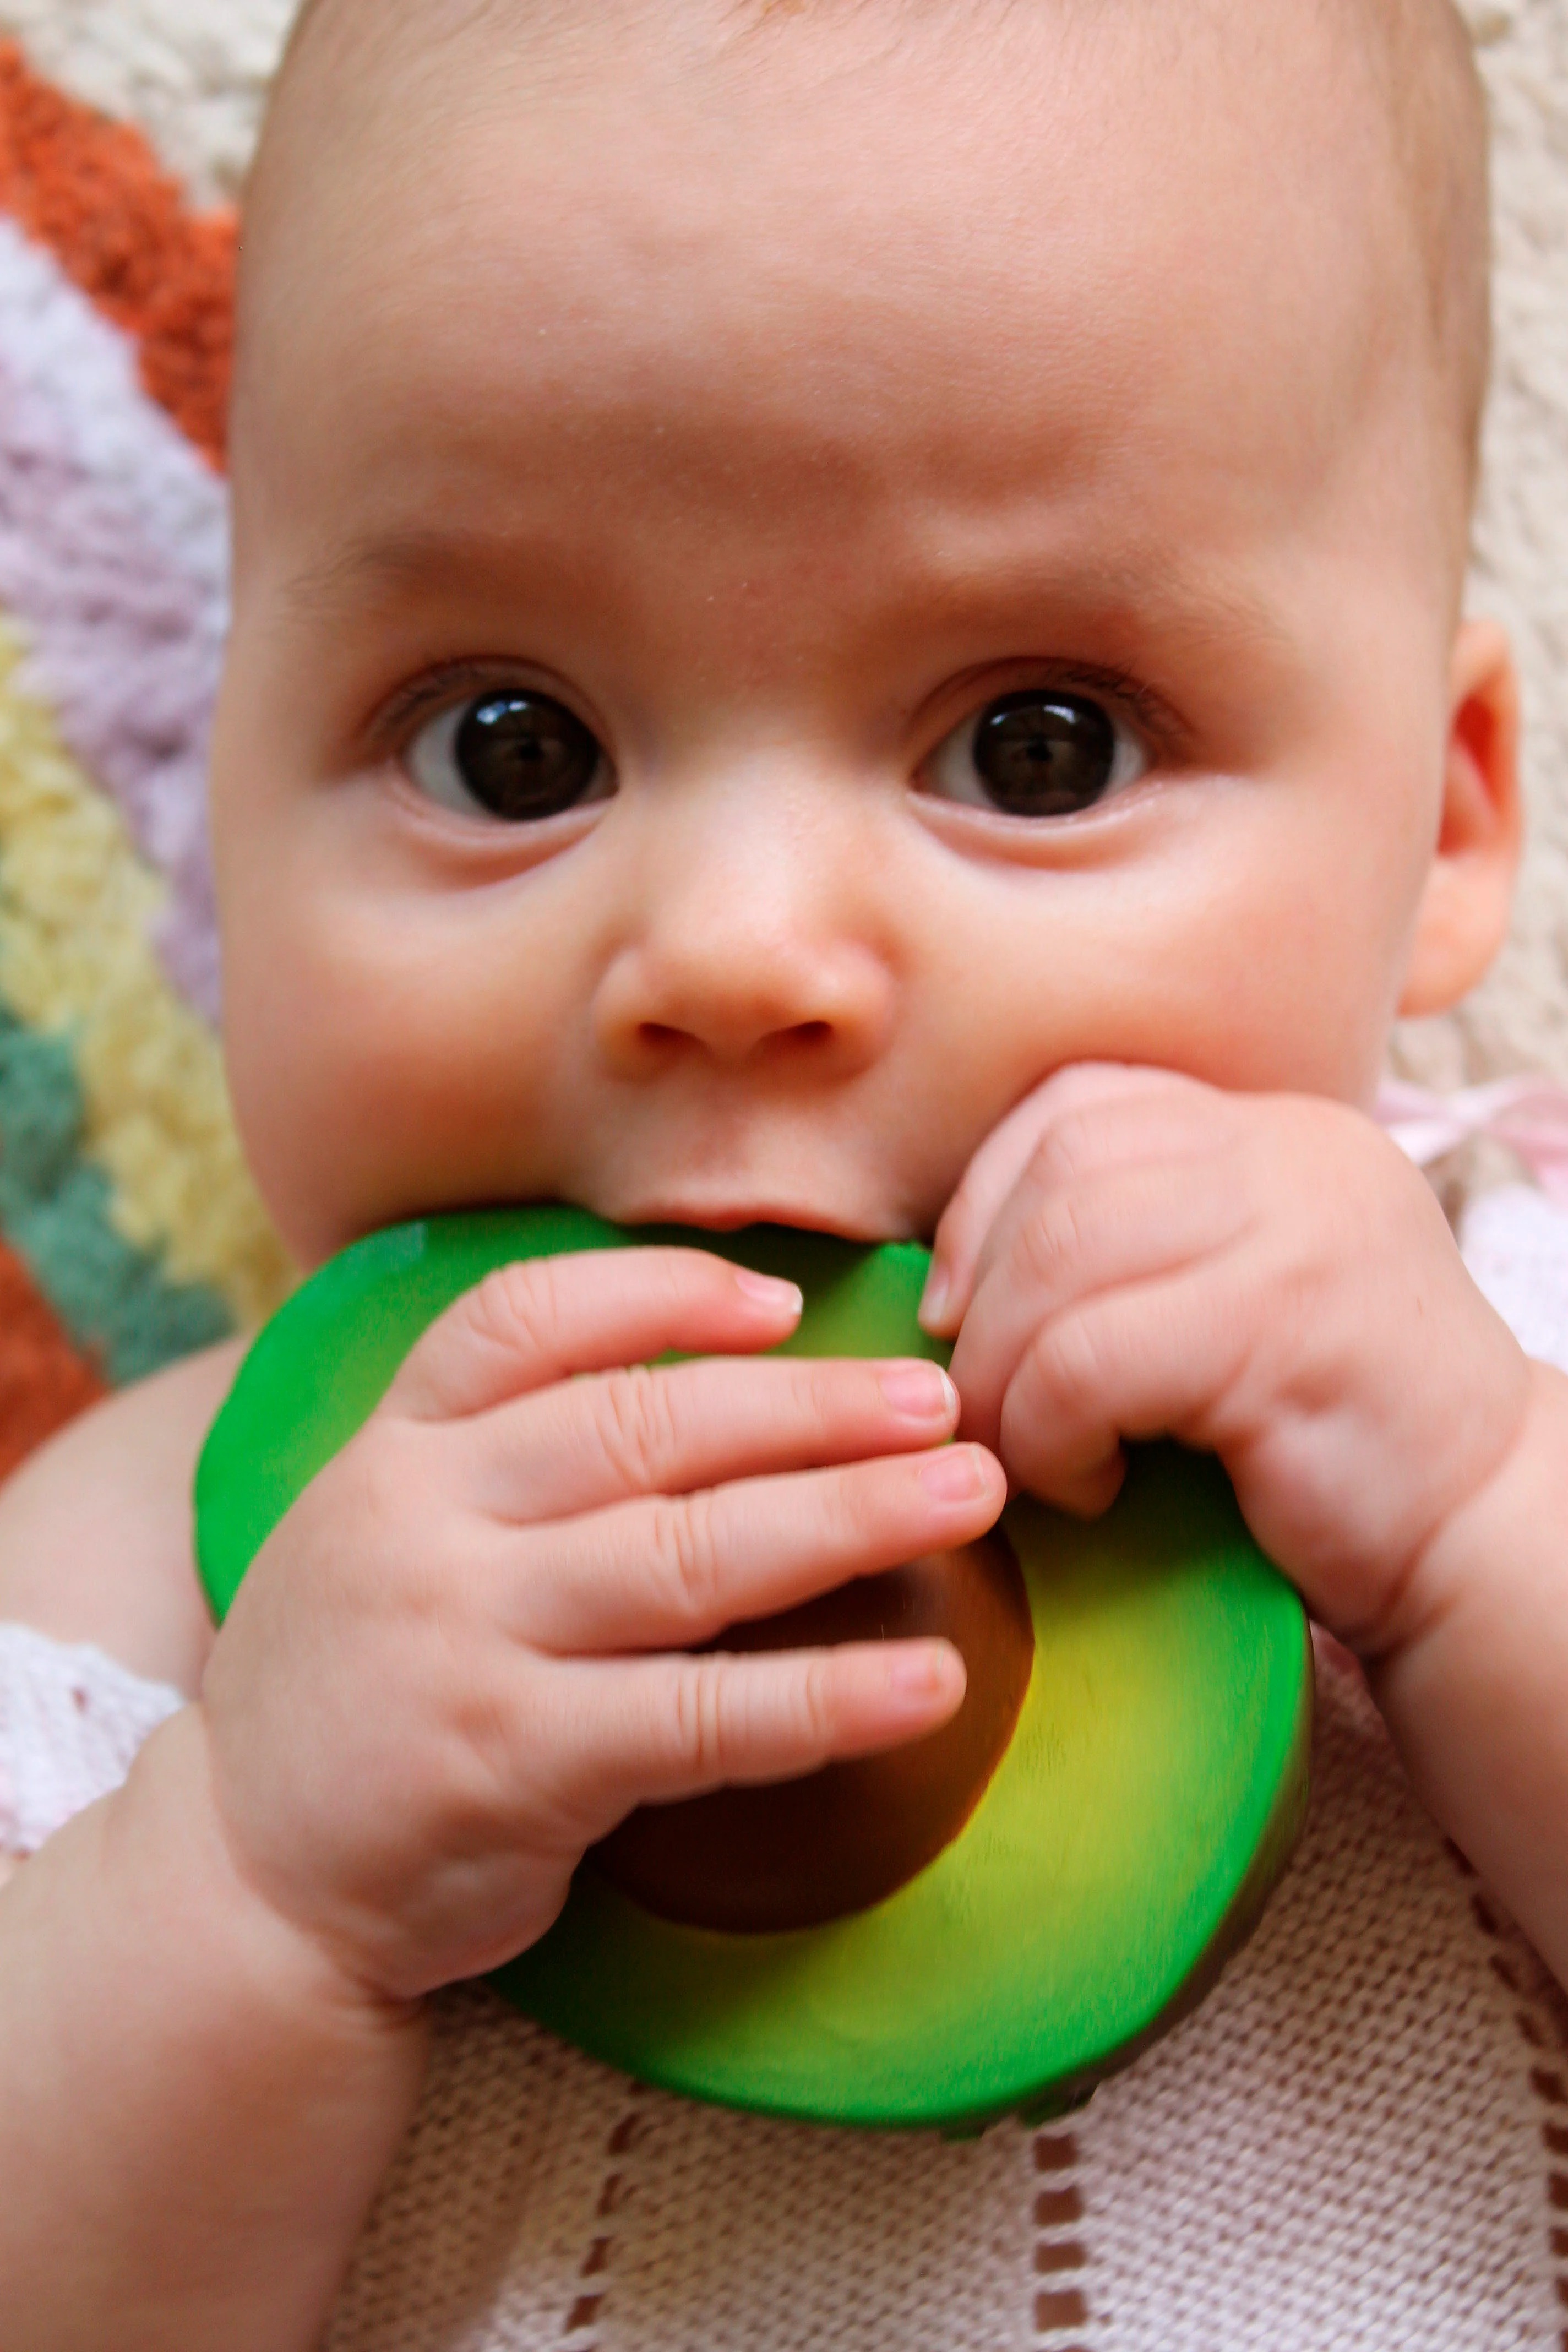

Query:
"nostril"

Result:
[[633, 1016, 836, 1060]]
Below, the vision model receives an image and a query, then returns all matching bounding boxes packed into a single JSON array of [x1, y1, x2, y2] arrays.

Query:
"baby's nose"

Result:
[[591, 812, 896, 1077], [595, 925, 893, 1074]]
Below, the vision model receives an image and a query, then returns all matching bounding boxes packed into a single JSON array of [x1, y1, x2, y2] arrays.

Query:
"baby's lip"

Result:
[[603, 1195, 898, 1244]]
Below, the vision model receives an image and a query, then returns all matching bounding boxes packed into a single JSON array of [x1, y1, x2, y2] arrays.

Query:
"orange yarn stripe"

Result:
[[0, 1237, 105, 1481], [0, 43, 235, 467]]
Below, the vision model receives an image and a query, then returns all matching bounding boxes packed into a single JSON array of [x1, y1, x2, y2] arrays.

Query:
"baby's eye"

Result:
[[404, 690, 611, 821], [921, 689, 1146, 817]]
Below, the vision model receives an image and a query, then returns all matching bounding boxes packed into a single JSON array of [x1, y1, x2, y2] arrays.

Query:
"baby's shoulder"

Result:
[[0, 1342, 244, 1696]]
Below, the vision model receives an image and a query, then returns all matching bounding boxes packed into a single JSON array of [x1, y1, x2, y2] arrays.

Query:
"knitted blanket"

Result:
[[0, 7, 291, 1480], [0, 0, 1565, 1478]]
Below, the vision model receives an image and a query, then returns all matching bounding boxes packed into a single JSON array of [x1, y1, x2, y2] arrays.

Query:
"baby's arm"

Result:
[[927, 1064, 1568, 1987], [0, 1706, 429, 2349], [0, 1248, 994, 2350], [0, 1344, 424, 2348], [1370, 1368, 1568, 1981], [0, 1340, 239, 1690]]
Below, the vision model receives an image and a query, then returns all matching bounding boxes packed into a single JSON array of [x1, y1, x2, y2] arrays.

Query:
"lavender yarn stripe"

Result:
[[0, 212, 227, 1021]]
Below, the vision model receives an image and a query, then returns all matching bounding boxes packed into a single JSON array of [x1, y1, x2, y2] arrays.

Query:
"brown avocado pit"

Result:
[[590, 1529, 1035, 1933]]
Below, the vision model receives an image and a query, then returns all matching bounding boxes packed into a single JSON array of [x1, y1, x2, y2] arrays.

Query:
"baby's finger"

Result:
[[499, 1443, 1004, 1653], [923, 1064, 1193, 1336], [992, 1265, 1257, 1515], [948, 1152, 1250, 1450], [384, 1246, 802, 1423], [551, 1637, 968, 1838], [467, 1352, 960, 1525]]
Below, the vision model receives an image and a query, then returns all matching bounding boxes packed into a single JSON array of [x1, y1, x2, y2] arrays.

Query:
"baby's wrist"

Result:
[[1368, 1358, 1568, 1984], [1382, 1356, 1563, 1662], [119, 1704, 429, 2048], [0, 1689, 429, 2343]]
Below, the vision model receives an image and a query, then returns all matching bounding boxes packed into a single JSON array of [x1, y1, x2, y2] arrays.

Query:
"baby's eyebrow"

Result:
[[282, 520, 1294, 666], [284, 525, 478, 617]]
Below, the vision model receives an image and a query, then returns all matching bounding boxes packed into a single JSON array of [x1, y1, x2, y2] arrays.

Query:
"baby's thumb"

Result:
[[922, 1064, 1146, 1335]]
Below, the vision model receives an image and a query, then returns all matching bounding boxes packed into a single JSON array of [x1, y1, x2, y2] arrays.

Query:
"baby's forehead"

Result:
[[260, 0, 1484, 382], [240, 0, 1484, 601], [266, 0, 1473, 268]]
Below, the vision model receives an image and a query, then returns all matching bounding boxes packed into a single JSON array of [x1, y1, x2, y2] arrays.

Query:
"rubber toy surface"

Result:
[[196, 1207, 1311, 2133]]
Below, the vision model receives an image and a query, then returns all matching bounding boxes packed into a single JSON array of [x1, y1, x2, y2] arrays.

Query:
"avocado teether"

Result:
[[195, 1206, 1311, 2133]]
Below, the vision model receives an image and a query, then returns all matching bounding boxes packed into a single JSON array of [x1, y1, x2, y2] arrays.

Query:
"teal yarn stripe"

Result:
[[0, 997, 232, 1387]]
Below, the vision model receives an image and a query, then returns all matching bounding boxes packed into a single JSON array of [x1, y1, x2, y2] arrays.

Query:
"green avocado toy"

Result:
[[195, 1206, 1311, 2134]]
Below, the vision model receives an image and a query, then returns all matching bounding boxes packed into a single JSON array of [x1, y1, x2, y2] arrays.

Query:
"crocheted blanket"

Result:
[[0, 17, 291, 1483], [0, 0, 1566, 1489]]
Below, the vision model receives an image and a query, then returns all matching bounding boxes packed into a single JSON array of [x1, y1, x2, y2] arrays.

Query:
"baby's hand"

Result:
[[924, 1065, 1534, 1652], [199, 1248, 1001, 2001]]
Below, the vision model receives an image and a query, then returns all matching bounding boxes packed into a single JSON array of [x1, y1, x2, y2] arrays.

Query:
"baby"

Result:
[[2, 0, 1567, 2341]]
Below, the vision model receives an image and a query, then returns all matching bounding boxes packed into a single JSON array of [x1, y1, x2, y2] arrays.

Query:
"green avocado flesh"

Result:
[[195, 1206, 1311, 2133]]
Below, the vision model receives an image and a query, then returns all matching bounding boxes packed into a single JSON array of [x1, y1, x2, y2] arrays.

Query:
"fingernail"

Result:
[[885, 1641, 964, 1700], [732, 1268, 803, 1314], [917, 1265, 952, 1331], [918, 1445, 990, 1502], [879, 1362, 958, 1423]]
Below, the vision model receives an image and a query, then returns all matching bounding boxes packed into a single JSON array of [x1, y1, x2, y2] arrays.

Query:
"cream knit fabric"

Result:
[[4, 1187, 1568, 2350], [314, 1631, 1568, 2352]]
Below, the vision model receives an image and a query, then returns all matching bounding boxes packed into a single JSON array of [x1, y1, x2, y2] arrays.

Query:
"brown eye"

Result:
[[923, 689, 1145, 818], [974, 693, 1115, 814], [406, 690, 611, 821]]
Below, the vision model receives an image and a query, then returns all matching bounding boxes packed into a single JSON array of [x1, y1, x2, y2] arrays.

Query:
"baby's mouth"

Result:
[[558, 1091, 948, 1247], [623, 1199, 876, 1237], [578, 1191, 913, 1246]]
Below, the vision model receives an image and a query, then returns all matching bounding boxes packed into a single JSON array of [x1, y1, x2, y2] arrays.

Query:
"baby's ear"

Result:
[[1398, 618, 1522, 1017]]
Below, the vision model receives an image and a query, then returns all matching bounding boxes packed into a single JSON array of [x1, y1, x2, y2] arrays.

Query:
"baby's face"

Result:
[[214, 0, 1474, 1266]]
